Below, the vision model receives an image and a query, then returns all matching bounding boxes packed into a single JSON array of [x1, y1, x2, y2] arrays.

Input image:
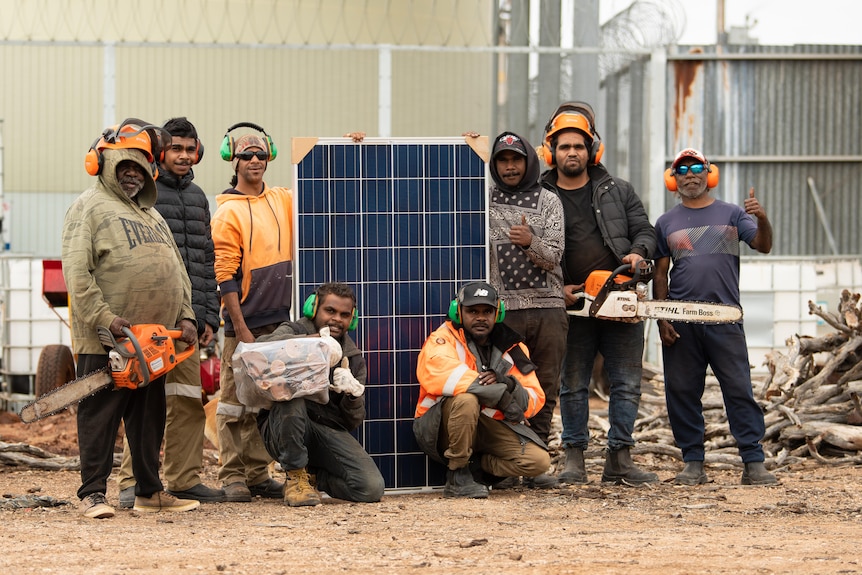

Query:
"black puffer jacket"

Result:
[[542, 163, 655, 278], [155, 168, 220, 335]]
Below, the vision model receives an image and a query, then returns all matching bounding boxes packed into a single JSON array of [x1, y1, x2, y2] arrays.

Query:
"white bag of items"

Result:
[[233, 335, 342, 409]]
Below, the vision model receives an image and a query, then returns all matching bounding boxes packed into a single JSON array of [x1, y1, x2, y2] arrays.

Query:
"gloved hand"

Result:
[[466, 381, 507, 407], [330, 357, 365, 397], [318, 326, 343, 367], [497, 391, 526, 424]]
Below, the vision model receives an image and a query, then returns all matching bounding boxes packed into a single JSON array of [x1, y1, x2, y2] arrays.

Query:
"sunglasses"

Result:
[[674, 163, 707, 175], [235, 150, 269, 161]]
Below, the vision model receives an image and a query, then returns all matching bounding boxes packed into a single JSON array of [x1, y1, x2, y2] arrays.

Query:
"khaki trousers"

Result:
[[215, 333, 274, 487], [439, 393, 549, 477]]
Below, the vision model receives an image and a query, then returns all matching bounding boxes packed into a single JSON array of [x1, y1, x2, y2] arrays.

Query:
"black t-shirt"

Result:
[[557, 181, 618, 284]]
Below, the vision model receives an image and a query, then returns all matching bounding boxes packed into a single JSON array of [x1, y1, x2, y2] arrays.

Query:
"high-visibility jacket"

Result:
[[415, 320, 545, 421]]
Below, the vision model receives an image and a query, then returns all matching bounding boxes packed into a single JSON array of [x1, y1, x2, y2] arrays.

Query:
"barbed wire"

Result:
[[600, 0, 686, 75]]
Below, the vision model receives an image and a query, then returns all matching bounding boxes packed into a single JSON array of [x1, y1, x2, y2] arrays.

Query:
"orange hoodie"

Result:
[[211, 184, 294, 334]]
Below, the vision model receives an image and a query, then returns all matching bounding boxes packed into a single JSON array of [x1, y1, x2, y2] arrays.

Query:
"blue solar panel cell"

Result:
[[294, 137, 487, 490]]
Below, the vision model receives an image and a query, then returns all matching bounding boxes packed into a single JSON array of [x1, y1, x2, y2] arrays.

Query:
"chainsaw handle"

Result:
[[608, 260, 653, 289], [121, 326, 151, 387], [165, 328, 197, 365]]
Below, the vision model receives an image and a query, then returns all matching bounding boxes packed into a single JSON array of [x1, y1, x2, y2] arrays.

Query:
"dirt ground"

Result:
[[2, 409, 862, 575]]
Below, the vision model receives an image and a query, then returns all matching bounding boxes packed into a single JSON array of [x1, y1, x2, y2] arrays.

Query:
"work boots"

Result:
[[741, 461, 778, 485], [558, 447, 588, 484], [674, 461, 708, 485], [601, 446, 659, 485], [444, 467, 489, 499], [284, 468, 322, 507]]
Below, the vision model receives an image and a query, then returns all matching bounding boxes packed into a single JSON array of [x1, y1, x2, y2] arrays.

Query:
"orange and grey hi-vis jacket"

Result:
[[413, 320, 547, 461], [212, 184, 294, 336]]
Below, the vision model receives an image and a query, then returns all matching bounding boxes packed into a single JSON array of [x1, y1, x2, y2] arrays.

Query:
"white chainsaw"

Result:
[[566, 262, 742, 324]]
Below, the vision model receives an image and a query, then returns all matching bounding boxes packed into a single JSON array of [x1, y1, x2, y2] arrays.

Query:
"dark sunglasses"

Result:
[[235, 150, 268, 161], [674, 163, 707, 175]]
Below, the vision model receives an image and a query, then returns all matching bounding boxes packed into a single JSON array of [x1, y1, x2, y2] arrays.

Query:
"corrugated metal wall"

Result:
[[660, 44, 862, 256]]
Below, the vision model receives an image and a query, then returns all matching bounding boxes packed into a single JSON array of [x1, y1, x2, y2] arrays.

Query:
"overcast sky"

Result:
[[601, 0, 862, 46]]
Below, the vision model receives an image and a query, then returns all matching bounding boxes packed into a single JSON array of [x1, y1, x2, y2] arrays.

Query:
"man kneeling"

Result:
[[256, 282, 385, 506]]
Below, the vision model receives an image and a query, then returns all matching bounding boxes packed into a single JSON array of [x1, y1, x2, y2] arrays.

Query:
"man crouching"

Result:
[[414, 281, 550, 498]]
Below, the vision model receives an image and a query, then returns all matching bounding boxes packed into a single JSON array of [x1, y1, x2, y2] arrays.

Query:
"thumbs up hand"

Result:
[[508, 214, 533, 247], [331, 356, 365, 397], [743, 187, 767, 220]]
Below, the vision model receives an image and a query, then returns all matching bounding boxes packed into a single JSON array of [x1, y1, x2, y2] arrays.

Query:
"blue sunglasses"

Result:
[[674, 163, 708, 175]]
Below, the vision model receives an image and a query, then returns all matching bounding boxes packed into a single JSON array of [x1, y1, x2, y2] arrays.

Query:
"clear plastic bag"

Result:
[[233, 337, 337, 408]]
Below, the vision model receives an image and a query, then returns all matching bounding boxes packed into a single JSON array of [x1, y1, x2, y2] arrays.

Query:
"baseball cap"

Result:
[[493, 133, 528, 159], [458, 281, 499, 308], [671, 148, 708, 169]]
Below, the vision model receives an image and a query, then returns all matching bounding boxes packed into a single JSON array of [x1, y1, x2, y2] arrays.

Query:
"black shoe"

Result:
[[118, 486, 135, 509], [249, 477, 285, 498], [523, 473, 559, 489], [674, 461, 708, 485], [167, 483, 226, 503], [490, 476, 519, 490], [444, 467, 489, 499]]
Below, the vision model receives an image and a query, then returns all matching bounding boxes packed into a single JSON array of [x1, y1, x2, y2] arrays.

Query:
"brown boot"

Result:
[[674, 461, 708, 485], [284, 468, 322, 507], [741, 461, 778, 485], [559, 447, 588, 484], [601, 446, 658, 485]]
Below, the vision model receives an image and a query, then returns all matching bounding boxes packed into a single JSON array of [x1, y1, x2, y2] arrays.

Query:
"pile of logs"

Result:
[[549, 289, 862, 470]]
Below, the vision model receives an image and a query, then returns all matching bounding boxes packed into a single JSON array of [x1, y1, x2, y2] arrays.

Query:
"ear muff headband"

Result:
[[302, 293, 358, 331], [664, 163, 720, 191], [84, 119, 168, 178], [220, 122, 278, 162], [447, 294, 506, 324]]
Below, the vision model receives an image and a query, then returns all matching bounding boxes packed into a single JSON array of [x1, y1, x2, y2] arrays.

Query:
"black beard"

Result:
[[558, 163, 586, 179]]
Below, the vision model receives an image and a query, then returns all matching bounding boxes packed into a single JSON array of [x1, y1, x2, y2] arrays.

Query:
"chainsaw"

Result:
[[566, 261, 742, 324], [19, 324, 195, 423]]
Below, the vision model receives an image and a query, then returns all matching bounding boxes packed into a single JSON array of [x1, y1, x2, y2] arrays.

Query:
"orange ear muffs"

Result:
[[707, 163, 720, 188], [542, 102, 604, 166], [665, 164, 720, 192]]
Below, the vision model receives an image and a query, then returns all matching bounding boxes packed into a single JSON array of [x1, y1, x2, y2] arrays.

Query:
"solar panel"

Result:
[[292, 137, 490, 490]]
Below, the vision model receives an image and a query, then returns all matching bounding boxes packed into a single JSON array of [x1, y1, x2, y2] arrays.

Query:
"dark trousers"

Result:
[[502, 307, 568, 445], [257, 399, 385, 503], [76, 353, 166, 500], [662, 322, 766, 463]]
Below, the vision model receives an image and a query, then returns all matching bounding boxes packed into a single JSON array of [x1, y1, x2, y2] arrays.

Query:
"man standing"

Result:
[[65, 119, 200, 518], [117, 117, 225, 507], [487, 131, 567, 488], [211, 124, 292, 502], [414, 281, 550, 498], [255, 282, 385, 506], [540, 102, 658, 485], [654, 148, 777, 486]]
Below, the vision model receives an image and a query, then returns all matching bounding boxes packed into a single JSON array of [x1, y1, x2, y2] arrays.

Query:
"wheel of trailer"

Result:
[[35, 344, 76, 397]]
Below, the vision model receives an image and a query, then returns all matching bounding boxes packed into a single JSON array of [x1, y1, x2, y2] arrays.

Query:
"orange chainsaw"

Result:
[[566, 261, 743, 324], [19, 324, 195, 423]]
